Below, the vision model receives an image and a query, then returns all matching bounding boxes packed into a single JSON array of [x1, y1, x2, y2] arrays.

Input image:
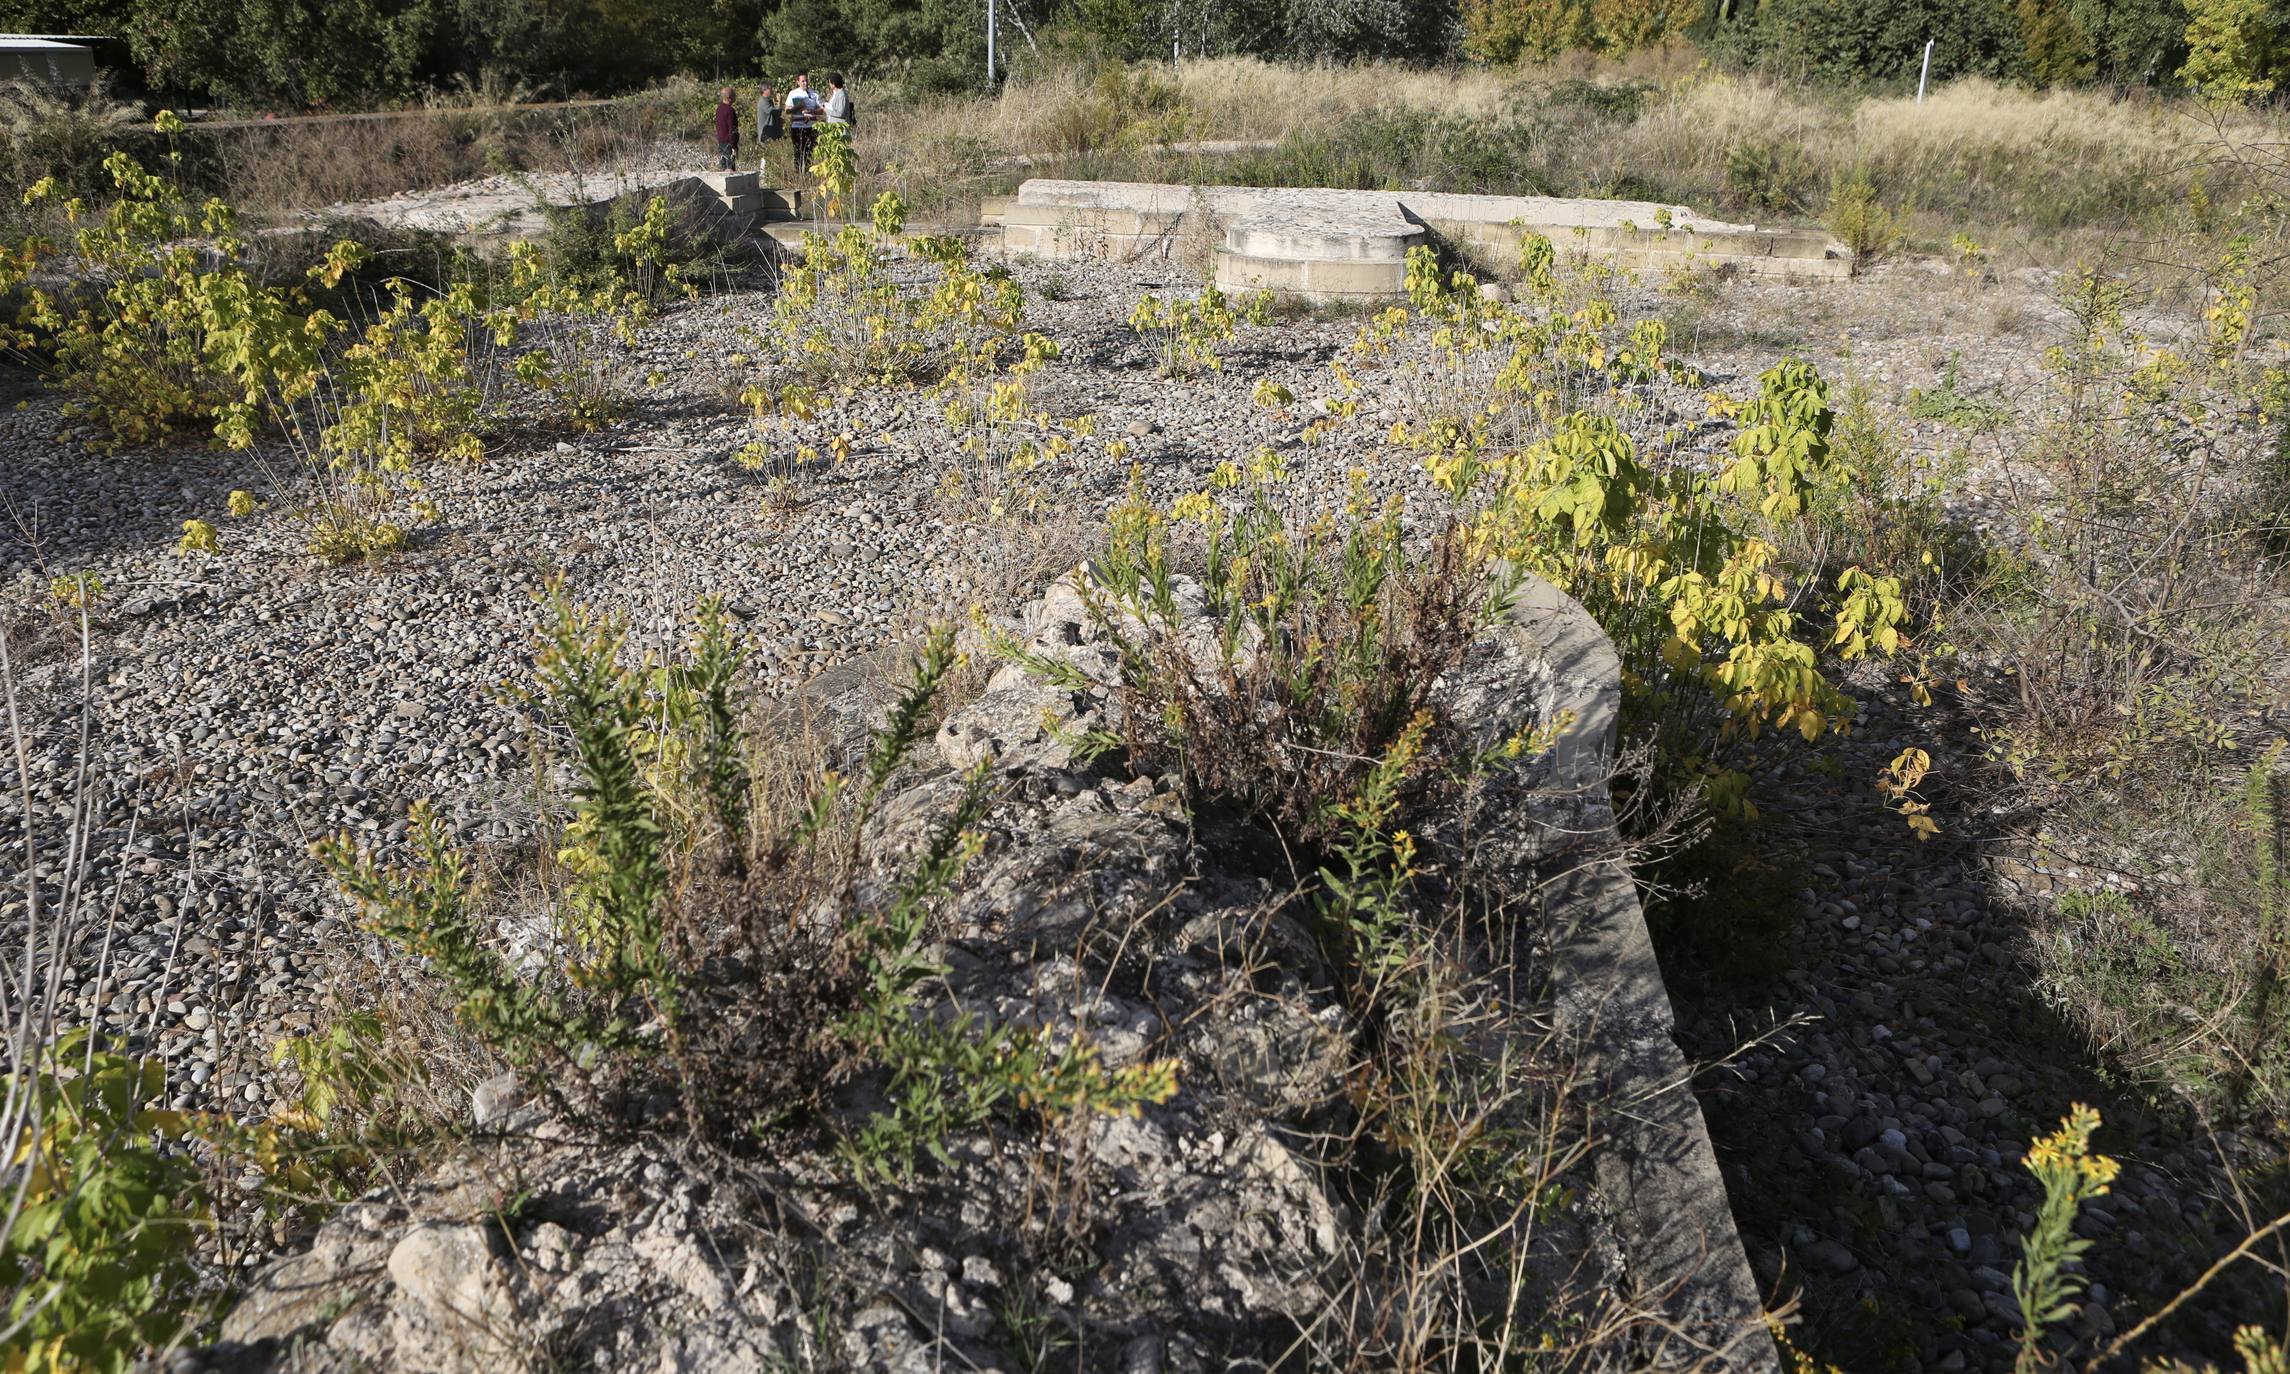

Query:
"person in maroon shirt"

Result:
[[713, 87, 739, 171]]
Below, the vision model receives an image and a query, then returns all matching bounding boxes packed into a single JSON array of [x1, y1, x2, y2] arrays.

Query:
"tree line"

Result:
[[0, 0, 2279, 111]]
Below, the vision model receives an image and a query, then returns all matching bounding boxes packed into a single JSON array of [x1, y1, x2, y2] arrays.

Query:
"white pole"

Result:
[[1917, 39, 1933, 103], [987, 0, 996, 85]]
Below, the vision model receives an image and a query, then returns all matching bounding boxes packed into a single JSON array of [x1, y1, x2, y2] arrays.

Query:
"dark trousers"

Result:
[[716, 140, 736, 170], [790, 126, 817, 174]]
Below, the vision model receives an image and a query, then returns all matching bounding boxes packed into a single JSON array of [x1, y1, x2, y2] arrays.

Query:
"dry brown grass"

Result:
[[50, 53, 2275, 263]]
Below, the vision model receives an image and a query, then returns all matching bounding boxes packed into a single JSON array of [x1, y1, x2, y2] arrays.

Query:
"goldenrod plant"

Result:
[[2011, 1104, 2120, 1373], [322, 610, 1172, 1164], [321, 595, 682, 1069]]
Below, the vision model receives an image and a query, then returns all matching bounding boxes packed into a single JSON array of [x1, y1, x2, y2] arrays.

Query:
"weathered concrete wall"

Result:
[[1510, 572, 1781, 1371], [995, 179, 1852, 298], [309, 169, 790, 247]]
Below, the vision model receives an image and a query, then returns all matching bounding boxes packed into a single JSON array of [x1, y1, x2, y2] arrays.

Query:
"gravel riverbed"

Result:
[[0, 251, 2265, 1369]]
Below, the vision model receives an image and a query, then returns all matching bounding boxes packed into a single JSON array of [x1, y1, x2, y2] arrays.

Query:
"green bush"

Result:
[[3, 143, 324, 452], [1725, 138, 1815, 213], [1824, 166, 1902, 273], [1, 1036, 205, 1374], [323, 606, 1174, 1166]]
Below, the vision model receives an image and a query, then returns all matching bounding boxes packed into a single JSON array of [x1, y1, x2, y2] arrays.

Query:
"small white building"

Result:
[[0, 35, 97, 87]]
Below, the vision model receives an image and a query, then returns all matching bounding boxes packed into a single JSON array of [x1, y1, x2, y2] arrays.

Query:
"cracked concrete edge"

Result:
[[1505, 573, 1781, 1373]]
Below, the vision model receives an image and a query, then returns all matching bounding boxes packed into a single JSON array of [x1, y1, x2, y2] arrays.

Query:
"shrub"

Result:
[[0, 1037, 206, 1374], [536, 193, 696, 310], [1126, 284, 1272, 378], [485, 206, 686, 433], [750, 206, 1097, 512], [1018, 463, 1497, 844], [5, 144, 327, 452], [759, 206, 1025, 388], [1724, 138, 1815, 213], [1000, 450, 1636, 1367], [323, 606, 1173, 1164], [1824, 166, 1902, 273], [0, 78, 143, 233], [1966, 264, 2281, 781]]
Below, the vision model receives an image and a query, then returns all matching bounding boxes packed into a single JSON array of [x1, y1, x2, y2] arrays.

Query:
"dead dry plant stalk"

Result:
[[0, 604, 120, 1340]]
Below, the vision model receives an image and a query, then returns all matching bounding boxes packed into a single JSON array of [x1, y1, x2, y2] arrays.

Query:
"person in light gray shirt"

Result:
[[821, 73, 853, 132]]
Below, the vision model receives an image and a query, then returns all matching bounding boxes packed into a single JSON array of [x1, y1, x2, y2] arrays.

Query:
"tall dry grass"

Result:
[[1618, 73, 2286, 247], [1170, 56, 1525, 134], [23, 53, 2280, 252], [843, 58, 2290, 249]]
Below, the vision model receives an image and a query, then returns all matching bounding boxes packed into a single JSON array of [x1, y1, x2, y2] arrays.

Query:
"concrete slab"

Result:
[[997, 178, 1850, 297], [310, 167, 810, 247]]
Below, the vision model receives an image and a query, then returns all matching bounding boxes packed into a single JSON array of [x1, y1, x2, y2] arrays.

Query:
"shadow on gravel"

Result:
[[1656, 682, 2286, 1373], [0, 417, 253, 578]]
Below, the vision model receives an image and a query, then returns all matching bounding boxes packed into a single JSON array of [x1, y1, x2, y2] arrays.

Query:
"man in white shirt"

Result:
[[784, 73, 822, 173]]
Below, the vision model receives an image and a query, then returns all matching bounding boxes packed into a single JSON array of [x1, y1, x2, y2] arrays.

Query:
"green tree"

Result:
[[1589, 0, 1703, 49], [1707, 0, 2024, 82], [758, 0, 1003, 91], [2180, 0, 2288, 96], [1461, 0, 1592, 60], [2019, 0, 2097, 83], [0, 0, 766, 105], [2070, 0, 2187, 83]]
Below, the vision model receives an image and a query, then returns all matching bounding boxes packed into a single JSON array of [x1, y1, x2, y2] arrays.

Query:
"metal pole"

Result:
[[1917, 39, 1933, 103], [987, 0, 996, 86]]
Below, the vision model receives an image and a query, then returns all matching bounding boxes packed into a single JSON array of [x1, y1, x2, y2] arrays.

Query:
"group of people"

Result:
[[714, 73, 853, 176]]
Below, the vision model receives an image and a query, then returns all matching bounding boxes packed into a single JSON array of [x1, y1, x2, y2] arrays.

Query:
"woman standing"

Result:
[[754, 82, 784, 176], [712, 86, 739, 171]]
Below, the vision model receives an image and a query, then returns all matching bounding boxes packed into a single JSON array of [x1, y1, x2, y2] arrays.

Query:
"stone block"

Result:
[[699, 170, 759, 197]]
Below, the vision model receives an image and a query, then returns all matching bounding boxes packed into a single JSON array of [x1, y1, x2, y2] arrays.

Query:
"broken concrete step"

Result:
[[698, 170, 760, 197]]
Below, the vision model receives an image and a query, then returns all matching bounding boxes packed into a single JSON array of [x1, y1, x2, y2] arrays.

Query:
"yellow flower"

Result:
[[1169, 492, 1217, 524]]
